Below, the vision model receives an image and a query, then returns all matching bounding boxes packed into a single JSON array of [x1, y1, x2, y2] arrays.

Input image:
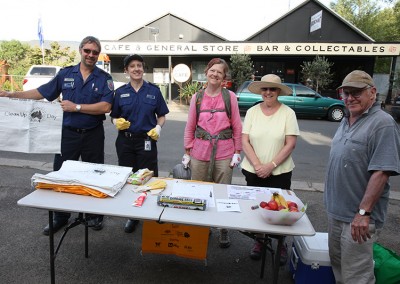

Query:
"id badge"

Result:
[[144, 139, 151, 151]]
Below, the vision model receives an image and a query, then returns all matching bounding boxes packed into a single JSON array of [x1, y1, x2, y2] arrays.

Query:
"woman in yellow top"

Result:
[[241, 74, 300, 264]]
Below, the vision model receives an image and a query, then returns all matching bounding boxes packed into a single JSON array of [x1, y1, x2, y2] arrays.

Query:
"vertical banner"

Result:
[[142, 221, 210, 260], [38, 17, 44, 47], [310, 10, 323, 33], [38, 17, 45, 64], [0, 98, 63, 153]]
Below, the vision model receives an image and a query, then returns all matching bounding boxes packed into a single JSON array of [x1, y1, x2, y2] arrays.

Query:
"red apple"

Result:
[[260, 201, 268, 208], [287, 201, 298, 209], [267, 200, 279, 211], [289, 206, 299, 212]]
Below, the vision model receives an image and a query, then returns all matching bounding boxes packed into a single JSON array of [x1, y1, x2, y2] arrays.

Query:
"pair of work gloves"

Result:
[[112, 118, 161, 141], [181, 153, 241, 169]]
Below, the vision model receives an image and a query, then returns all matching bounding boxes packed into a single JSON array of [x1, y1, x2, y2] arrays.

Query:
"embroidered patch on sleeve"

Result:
[[107, 80, 114, 91]]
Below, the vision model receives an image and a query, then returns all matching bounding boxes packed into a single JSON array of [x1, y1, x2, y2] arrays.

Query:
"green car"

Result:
[[236, 81, 345, 122]]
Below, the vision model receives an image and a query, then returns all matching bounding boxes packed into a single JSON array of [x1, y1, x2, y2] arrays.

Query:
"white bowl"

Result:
[[255, 192, 307, 225]]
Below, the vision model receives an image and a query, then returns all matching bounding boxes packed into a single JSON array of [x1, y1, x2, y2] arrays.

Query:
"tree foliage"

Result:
[[229, 54, 253, 91], [29, 42, 76, 66], [300, 56, 334, 92], [0, 40, 77, 77], [0, 40, 31, 77], [330, 0, 400, 73], [0, 40, 77, 91]]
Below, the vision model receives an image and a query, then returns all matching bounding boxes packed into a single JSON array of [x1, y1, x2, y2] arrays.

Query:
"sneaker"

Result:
[[279, 243, 288, 266], [219, 229, 231, 248], [250, 241, 263, 260]]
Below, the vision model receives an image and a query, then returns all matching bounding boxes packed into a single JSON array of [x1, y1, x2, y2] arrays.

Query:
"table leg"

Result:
[[85, 220, 88, 258], [273, 236, 284, 284], [49, 211, 55, 284], [260, 240, 267, 278]]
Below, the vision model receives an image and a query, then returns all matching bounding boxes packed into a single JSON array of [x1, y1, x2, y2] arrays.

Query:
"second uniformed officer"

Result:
[[110, 54, 169, 233]]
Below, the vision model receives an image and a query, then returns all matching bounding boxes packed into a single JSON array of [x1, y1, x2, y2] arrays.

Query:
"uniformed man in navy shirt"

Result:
[[110, 54, 169, 233], [0, 36, 114, 234]]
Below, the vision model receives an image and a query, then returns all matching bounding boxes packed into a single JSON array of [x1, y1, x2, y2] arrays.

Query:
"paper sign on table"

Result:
[[216, 199, 241, 212]]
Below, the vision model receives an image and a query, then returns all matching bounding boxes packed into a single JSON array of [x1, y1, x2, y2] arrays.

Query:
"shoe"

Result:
[[279, 243, 288, 266], [124, 219, 139, 233], [89, 216, 104, 231], [43, 219, 68, 236], [250, 241, 263, 260], [219, 229, 231, 248]]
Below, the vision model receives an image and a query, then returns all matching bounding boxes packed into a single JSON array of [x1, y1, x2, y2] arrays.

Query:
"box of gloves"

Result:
[[127, 168, 154, 185]]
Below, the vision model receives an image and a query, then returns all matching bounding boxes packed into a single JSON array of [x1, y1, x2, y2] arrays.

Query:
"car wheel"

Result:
[[328, 106, 344, 122]]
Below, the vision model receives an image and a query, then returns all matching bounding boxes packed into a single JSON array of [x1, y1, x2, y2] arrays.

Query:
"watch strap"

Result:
[[358, 209, 371, 216]]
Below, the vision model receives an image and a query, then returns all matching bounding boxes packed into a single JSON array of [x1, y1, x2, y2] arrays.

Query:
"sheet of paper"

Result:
[[0, 98, 63, 153], [227, 185, 283, 200], [216, 199, 241, 212], [171, 181, 215, 207]]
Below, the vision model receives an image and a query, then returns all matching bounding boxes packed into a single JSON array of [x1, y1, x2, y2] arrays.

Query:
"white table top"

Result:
[[18, 178, 315, 236]]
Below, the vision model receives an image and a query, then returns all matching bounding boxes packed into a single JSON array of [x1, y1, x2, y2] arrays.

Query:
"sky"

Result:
[[2, 0, 332, 43]]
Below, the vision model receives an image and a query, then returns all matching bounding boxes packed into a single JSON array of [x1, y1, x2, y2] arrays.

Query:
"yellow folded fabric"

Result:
[[35, 183, 108, 198]]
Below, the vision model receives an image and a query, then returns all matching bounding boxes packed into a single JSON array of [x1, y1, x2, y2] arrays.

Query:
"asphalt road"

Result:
[[1, 103, 399, 191], [1, 103, 399, 283]]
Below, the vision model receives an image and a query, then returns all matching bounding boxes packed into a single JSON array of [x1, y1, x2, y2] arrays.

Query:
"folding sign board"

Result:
[[142, 221, 209, 260]]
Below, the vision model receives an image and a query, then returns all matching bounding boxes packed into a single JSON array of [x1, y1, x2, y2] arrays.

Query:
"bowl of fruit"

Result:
[[256, 191, 307, 225]]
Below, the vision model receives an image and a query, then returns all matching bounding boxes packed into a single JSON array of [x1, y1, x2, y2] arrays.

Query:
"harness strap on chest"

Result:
[[195, 126, 233, 181], [195, 88, 232, 121]]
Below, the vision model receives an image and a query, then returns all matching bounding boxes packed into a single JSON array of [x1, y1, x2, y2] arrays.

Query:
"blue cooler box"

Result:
[[289, 232, 335, 284]]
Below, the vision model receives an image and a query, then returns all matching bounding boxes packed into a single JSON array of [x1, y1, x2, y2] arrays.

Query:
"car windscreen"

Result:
[[294, 85, 318, 98], [30, 67, 58, 76]]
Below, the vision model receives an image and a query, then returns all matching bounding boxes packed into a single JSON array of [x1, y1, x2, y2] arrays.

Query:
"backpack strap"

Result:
[[221, 88, 231, 119], [195, 88, 232, 122], [195, 89, 205, 122]]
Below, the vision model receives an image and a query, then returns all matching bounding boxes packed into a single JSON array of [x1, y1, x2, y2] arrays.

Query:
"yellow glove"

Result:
[[113, 118, 130, 131], [147, 125, 162, 141]]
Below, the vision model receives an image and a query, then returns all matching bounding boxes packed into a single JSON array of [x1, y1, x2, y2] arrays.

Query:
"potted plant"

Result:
[[179, 81, 202, 104]]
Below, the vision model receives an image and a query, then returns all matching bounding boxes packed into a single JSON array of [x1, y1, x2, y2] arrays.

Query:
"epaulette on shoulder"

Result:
[[61, 65, 74, 71], [116, 83, 127, 91], [98, 68, 112, 78], [147, 81, 160, 89]]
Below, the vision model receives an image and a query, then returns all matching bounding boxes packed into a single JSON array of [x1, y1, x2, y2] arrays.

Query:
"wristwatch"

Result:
[[358, 209, 371, 216], [75, 104, 82, 112]]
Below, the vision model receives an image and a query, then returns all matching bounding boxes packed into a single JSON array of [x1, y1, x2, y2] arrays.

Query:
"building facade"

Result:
[[101, 0, 400, 102]]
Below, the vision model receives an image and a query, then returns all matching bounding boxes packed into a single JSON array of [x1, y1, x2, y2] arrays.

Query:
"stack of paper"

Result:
[[32, 160, 132, 197]]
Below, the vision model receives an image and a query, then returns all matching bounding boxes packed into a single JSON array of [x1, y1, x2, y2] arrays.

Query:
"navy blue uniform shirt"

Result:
[[38, 63, 114, 129], [110, 81, 169, 133]]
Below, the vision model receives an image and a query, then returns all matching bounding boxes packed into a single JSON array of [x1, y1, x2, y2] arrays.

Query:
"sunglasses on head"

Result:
[[82, 48, 100, 56], [261, 87, 278, 92]]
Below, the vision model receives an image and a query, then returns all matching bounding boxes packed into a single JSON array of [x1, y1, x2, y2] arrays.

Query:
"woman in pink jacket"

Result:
[[183, 58, 242, 248]]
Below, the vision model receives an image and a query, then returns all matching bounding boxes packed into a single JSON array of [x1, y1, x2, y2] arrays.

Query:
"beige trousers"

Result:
[[190, 158, 233, 184]]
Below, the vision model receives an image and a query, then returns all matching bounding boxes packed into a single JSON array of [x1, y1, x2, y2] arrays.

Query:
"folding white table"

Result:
[[18, 178, 315, 284]]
